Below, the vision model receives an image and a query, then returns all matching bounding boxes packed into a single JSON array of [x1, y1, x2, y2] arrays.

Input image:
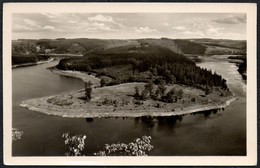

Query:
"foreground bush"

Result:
[[94, 136, 153, 156], [62, 132, 153, 156], [12, 128, 23, 141], [62, 132, 87, 156]]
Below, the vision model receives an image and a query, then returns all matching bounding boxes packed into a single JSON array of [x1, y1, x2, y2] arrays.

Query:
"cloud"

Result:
[[12, 13, 246, 40], [177, 22, 227, 38], [186, 22, 224, 36], [88, 14, 114, 22], [41, 13, 58, 18], [134, 26, 158, 33], [91, 22, 117, 31], [43, 25, 55, 30], [41, 13, 87, 24], [213, 15, 246, 24], [23, 19, 42, 29], [79, 22, 118, 32], [206, 26, 224, 35], [92, 22, 105, 27], [172, 26, 186, 31], [13, 24, 34, 31], [16, 19, 57, 32], [182, 30, 204, 36], [162, 22, 170, 26]]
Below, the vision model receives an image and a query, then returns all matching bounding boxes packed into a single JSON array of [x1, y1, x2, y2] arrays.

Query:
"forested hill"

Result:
[[12, 38, 246, 57], [57, 43, 228, 91]]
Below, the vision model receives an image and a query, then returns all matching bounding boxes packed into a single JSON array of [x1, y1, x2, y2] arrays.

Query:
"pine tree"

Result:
[[85, 81, 93, 101]]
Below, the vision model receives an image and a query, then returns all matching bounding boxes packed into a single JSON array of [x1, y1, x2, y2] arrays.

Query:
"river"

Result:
[[12, 56, 246, 156]]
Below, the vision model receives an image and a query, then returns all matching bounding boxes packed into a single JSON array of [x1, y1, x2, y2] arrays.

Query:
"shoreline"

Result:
[[20, 95, 237, 118], [50, 68, 100, 87], [12, 58, 54, 68]]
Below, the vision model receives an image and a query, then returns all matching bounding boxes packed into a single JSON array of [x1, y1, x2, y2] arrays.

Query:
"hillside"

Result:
[[188, 38, 246, 50], [12, 38, 246, 58], [56, 43, 229, 95]]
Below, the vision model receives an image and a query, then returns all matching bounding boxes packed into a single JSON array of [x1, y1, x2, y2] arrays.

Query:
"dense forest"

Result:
[[228, 55, 247, 80], [12, 55, 50, 65], [172, 39, 206, 54], [57, 44, 228, 91], [12, 40, 49, 65], [238, 60, 247, 80]]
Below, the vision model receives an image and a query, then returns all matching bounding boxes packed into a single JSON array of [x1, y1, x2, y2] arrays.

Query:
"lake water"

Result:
[[12, 56, 246, 156]]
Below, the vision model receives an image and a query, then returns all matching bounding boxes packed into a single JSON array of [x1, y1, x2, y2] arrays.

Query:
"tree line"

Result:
[[12, 55, 50, 65]]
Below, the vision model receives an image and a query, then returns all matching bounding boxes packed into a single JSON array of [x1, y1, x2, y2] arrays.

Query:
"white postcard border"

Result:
[[3, 3, 257, 166]]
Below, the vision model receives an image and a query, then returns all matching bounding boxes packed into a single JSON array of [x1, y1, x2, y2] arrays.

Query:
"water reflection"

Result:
[[85, 108, 221, 126], [85, 118, 94, 122], [156, 115, 183, 126], [82, 108, 223, 142], [189, 108, 221, 118]]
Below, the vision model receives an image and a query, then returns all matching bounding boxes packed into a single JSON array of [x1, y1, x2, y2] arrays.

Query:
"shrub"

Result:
[[102, 97, 112, 105], [205, 85, 212, 95], [102, 98, 118, 107], [177, 89, 183, 99], [134, 100, 143, 106], [121, 99, 129, 106], [100, 78, 106, 87], [12, 128, 23, 141], [140, 89, 149, 100], [62, 133, 153, 156], [134, 86, 140, 98], [94, 136, 153, 156], [191, 97, 196, 102], [162, 88, 178, 103], [62, 132, 87, 156], [144, 81, 154, 96], [156, 83, 166, 98], [155, 103, 162, 108]]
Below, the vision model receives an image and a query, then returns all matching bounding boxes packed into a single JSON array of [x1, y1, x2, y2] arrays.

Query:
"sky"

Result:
[[12, 13, 246, 40]]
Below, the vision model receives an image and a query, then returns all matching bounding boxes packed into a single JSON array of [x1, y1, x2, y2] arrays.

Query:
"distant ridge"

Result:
[[12, 38, 246, 56]]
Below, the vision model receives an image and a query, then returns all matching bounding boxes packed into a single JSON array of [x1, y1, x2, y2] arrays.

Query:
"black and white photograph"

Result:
[[3, 3, 257, 166]]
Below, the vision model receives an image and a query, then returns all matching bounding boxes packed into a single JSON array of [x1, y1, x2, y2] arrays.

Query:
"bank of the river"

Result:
[[50, 68, 100, 87], [20, 69, 236, 118], [227, 56, 247, 80], [12, 58, 55, 68], [21, 94, 237, 118]]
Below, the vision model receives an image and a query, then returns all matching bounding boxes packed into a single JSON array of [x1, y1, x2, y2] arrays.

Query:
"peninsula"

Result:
[[21, 72, 236, 118]]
